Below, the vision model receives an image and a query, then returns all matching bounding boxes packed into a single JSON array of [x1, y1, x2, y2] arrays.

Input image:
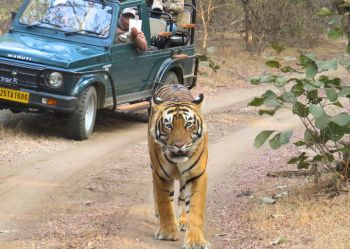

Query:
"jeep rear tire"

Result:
[[67, 86, 97, 140], [163, 71, 179, 85]]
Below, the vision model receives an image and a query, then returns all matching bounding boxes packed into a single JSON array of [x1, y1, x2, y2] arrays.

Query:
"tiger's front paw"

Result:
[[183, 228, 210, 249], [182, 242, 211, 249], [155, 226, 179, 241]]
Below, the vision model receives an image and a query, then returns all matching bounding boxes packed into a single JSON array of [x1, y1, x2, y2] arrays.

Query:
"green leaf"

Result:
[[266, 60, 280, 69], [197, 54, 209, 61], [338, 86, 350, 97], [315, 115, 330, 129], [279, 130, 293, 144], [304, 129, 319, 145], [332, 101, 343, 108], [281, 66, 297, 73], [325, 88, 338, 102], [327, 27, 344, 39], [299, 54, 313, 66], [268, 130, 293, 150], [314, 80, 324, 88], [269, 133, 282, 150], [258, 109, 277, 116], [309, 104, 326, 118], [331, 113, 350, 126], [321, 77, 341, 87], [282, 92, 297, 103], [248, 97, 265, 107], [312, 155, 323, 162], [328, 15, 342, 25], [347, 42, 350, 56], [199, 71, 209, 77], [274, 76, 288, 87], [317, 60, 337, 71], [317, 7, 333, 17], [292, 102, 309, 117], [298, 162, 310, 169], [288, 157, 299, 164], [294, 141, 306, 146], [326, 153, 335, 162], [254, 130, 275, 148], [305, 53, 317, 61], [291, 83, 304, 97], [249, 76, 261, 85], [307, 90, 322, 104], [260, 74, 277, 83], [320, 122, 345, 142], [306, 61, 318, 79], [271, 43, 285, 54]]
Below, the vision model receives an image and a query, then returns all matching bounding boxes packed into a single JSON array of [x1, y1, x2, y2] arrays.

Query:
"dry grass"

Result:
[[249, 175, 350, 249], [197, 35, 267, 95]]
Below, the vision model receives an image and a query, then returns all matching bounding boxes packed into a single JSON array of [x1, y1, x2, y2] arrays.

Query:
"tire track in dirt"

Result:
[[0, 86, 272, 248]]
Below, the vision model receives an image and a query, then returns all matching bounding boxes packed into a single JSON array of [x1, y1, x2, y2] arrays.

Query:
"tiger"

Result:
[[148, 84, 210, 249]]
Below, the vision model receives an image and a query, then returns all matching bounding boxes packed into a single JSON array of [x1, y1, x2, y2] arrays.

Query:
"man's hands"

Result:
[[131, 27, 139, 40], [131, 27, 147, 52]]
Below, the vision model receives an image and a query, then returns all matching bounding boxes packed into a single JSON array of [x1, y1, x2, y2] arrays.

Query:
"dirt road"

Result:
[[0, 86, 300, 249]]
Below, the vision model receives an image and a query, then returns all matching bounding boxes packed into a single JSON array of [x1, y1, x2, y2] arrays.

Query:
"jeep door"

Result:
[[110, 4, 154, 104]]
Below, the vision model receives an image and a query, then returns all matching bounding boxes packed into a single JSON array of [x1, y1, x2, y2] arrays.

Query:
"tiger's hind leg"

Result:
[[183, 172, 210, 249], [153, 173, 179, 241], [178, 178, 188, 232]]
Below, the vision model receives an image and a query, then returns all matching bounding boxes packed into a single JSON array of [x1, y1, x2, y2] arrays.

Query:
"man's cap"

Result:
[[152, 2, 163, 12], [122, 8, 136, 17]]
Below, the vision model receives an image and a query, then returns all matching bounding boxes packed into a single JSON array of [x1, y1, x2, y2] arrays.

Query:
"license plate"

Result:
[[0, 87, 30, 104]]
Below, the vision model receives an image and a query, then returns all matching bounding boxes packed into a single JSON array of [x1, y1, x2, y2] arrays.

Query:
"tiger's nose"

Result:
[[174, 141, 186, 148]]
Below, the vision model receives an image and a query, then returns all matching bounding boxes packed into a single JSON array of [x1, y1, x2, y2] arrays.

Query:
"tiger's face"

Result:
[[151, 97, 204, 163]]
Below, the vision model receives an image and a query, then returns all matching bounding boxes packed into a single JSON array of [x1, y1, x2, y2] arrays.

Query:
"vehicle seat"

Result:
[[169, 11, 193, 47], [149, 17, 167, 37], [149, 17, 172, 49]]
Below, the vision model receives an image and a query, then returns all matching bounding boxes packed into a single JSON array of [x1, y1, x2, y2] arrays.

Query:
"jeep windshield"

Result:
[[19, 0, 112, 38]]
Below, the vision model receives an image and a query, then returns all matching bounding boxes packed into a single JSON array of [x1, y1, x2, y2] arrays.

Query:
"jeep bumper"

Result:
[[0, 88, 78, 112]]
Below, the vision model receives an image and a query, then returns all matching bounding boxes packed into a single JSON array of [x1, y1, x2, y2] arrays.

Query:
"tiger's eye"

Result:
[[185, 122, 193, 128]]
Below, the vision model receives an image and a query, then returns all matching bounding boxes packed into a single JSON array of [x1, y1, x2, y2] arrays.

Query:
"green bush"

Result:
[[250, 51, 350, 180]]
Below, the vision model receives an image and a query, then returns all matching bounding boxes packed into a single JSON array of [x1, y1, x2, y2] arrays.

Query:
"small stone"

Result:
[[274, 192, 288, 199], [270, 236, 287, 245], [261, 197, 276, 205]]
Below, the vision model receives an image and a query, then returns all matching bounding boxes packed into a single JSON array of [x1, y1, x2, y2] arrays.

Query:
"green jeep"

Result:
[[0, 0, 198, 140]]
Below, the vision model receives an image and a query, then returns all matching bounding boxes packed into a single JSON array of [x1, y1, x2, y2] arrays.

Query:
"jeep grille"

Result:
[[0, 62, 43, 89]]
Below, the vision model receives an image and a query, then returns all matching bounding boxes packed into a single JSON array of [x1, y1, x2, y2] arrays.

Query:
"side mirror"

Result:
[[11, 12, 17, 21]]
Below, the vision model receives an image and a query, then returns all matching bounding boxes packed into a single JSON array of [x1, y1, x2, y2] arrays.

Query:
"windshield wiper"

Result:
[[26, 20, 63, 29], [65, 29, 103, 36]]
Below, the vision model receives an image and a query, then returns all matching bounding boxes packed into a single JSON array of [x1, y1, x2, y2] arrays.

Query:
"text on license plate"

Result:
[[0, 87, 30, 104]]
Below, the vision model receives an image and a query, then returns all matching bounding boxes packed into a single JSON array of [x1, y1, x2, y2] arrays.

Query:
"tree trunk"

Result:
[[242, 0, 253, 52]]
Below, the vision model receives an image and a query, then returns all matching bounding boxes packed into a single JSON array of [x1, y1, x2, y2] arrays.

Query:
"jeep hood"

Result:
[[0, 33, 106, 68]]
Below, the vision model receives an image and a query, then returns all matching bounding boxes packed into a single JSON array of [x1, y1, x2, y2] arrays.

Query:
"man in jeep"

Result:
[[115, 7, 147, 52]]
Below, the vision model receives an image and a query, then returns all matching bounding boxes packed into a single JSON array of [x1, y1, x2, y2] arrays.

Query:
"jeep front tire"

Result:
[[67, 86, 97, 140]]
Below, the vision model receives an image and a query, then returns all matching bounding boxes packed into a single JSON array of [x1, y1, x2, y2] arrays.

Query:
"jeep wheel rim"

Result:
[[85, 95, 96, 133]]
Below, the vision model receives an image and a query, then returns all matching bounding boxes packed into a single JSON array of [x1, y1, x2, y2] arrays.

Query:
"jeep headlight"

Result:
[[48, 72, 63, 88]]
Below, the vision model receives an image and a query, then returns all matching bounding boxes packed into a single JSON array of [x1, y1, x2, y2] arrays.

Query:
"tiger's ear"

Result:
[[192, 94, 204, 107], [151, 95, 163, 112]]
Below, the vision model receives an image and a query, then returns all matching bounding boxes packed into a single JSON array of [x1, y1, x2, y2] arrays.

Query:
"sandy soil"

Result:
[[0, 81, 303, 249]]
